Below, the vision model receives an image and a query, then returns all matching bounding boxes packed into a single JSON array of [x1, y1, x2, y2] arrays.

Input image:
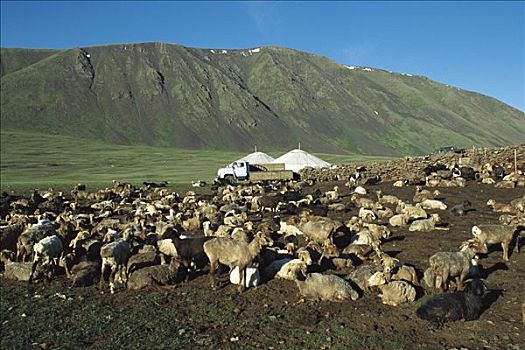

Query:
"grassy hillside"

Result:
[[1, 43, 523, 156], [0, 131, 387, 191], [0, 48, 61, 77]]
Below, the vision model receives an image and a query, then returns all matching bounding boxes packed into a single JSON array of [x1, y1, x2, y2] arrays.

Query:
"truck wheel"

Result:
[[224, 175, 234, 184]]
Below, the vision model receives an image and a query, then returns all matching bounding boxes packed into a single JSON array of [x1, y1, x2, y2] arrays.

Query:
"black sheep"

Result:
[[416, 279, 486, 324]]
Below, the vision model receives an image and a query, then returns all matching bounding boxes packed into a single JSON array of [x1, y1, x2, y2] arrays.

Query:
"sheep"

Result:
[[409, 214, 447, 232], [487, 199, 515, 213], [324, 186, 340, 202], [358, 207, 376, 223], [413, 187, 440, 203], [472, 224, 519, 261], [389, 214, 409, 227], [347, 262, 382, 292], [416, 279, 486, 324], [375, 190, 399, 205], [510, 196, 525, 212], [297, 217, 342, 245], [229, 262, 260, 288], [351, 194, 375, 209], [99, 239, 131, 294], [373, 279, 417, 306], [204, 232, 272, 292], [294, 272, 359, 302], [419, 199, 447, 210], [449, 201, 472, 216], [169, 235, 213, 280], [428, 239, 484, 292], [397, 202, 427, 220], [29, 235, 63, 283]]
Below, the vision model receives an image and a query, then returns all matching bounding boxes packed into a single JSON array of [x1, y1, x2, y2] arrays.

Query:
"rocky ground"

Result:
[[1, 177, 524, 349]]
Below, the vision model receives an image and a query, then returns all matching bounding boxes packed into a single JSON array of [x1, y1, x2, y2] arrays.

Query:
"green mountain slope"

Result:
[[1, 42, 523, 155]]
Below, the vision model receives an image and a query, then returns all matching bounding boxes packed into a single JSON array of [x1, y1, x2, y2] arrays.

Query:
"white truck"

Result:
[[216, 161, 295, 184]]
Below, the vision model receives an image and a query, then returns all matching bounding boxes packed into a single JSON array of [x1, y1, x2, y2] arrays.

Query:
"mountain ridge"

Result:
[[1, 42, 523, 156]]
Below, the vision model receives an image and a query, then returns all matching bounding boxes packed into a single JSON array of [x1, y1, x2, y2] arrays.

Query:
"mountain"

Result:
[[1, 42, 523, 156]]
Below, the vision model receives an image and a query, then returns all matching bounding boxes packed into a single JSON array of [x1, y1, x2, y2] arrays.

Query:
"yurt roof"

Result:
[[236, 151, 275, 164], [271, 149, 331, 172]]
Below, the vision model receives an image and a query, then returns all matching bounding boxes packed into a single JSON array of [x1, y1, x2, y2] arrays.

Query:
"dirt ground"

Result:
[[1, 181, 524, 350]]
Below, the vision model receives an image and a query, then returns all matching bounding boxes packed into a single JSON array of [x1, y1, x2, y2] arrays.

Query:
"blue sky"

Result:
[[1, 1, 524, 111]]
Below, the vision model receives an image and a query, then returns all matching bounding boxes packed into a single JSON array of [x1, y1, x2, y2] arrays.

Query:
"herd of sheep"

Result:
[[1, 153, 524, 327]]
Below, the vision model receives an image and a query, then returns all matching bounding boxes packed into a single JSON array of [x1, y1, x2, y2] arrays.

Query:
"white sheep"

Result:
[[389, 214, 409, 227], [419, 199, 448, 210], [99, 239, 131, 294], [229, 263, 260, 288], [409, 214, 447, 232], [29, 235, 63, 283]]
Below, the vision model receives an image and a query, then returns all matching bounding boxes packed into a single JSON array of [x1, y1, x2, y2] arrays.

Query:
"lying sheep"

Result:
[[487, 199, 515, 213], [419, 199, 447, 210], [229, 263, 260, 288], [409, 214, 447, 232], [389, 214, 409, 227], [295, 272, 359, 302], [417, 279, 486, 324], [449, 201, 472, 216], [367, 272, 416, 306], [472, 224, 519, 261]]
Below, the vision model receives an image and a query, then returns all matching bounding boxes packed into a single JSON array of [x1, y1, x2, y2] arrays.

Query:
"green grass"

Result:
[[0, 131, 390, 192]]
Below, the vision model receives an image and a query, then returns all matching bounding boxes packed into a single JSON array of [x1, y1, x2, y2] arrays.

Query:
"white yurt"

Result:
[[236, 147, 275, 165], [272, 147, 331, 173]]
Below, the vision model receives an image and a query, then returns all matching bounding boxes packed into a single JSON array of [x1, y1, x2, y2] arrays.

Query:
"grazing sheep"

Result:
[[29, 235, 63, 283], [416, 279, 486, 324], [295, 272, 359, 301], [428, 239, 484, 292], [204, 232, 272, 292], [99, 239, 131, 294], [472, 224, 519, 261]]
